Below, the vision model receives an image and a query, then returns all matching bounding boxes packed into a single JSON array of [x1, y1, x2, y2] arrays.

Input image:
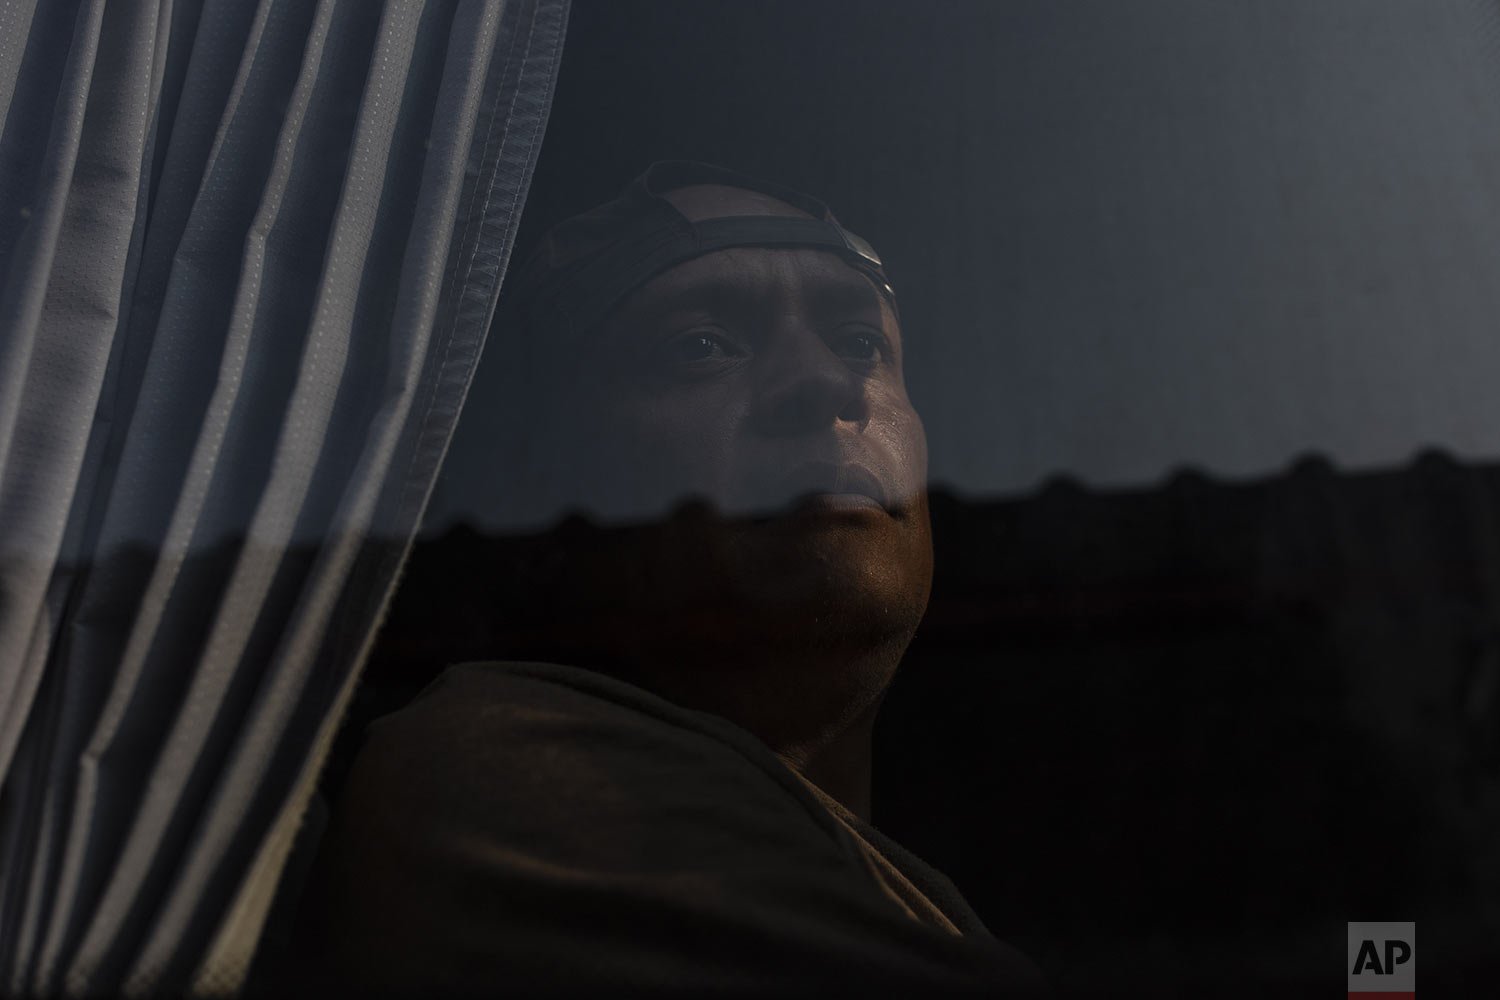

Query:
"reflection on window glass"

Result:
[[4, 0, 1496, 996], [384, 2, 1498, 994]]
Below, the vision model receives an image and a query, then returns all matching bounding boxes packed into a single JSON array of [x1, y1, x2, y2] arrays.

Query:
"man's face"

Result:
[[534, 185, 933, 650]]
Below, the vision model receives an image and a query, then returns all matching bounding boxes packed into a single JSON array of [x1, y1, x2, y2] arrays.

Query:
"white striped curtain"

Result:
[[0, 0, 568, 994]]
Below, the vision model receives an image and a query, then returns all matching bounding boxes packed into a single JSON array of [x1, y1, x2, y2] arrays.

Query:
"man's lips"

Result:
[[771, 461, 892, 514], [789, 492, 886, 515]]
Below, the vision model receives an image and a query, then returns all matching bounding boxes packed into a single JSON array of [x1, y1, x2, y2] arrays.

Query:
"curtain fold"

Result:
[[0, 0, 569, 995]]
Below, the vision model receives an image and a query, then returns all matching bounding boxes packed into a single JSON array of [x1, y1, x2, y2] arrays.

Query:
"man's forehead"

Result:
[[612, 245, 895, 326]]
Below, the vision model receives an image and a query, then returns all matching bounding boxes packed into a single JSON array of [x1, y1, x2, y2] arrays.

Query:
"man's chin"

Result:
[[722, 519, 929, 627], [548, 493, 933, 635]]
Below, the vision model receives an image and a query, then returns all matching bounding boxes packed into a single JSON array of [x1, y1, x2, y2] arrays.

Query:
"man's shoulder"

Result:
[[341, 660, 845, 871], [380, 659, 756, 747], [297, 661, 1050, 994], [365, 659, 802, 791]]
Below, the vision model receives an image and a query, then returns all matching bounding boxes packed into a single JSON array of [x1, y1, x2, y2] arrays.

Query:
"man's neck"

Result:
[[653, 632, 905, 824], [773, 696, 881, 821]]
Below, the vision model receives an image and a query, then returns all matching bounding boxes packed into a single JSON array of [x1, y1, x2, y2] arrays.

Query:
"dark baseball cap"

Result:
[[503, 160, 898, 345]]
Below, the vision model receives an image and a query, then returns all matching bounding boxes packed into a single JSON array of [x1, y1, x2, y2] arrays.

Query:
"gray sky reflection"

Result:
[[432, 0, 1500, 533]]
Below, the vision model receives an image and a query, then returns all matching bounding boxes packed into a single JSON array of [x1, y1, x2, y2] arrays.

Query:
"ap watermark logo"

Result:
[[1348, 922, 1414, 999]]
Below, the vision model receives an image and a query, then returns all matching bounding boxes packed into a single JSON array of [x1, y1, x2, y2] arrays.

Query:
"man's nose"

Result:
[[750, 326, 870, 437]]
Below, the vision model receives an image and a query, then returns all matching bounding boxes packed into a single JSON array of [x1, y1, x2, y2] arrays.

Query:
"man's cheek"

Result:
[[869, 422, 927, 508], [636, 399, 743, 503], [591, 423, 716, 513]]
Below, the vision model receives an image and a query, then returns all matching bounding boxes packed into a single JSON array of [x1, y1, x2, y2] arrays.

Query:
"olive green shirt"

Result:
[[292, 661, 1044, 996]]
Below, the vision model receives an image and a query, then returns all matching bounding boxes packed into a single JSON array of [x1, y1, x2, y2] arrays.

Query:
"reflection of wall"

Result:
[[882, 452, 1500, 993], [364, 453, 1500, 993], [435, 0, 1500, 536]]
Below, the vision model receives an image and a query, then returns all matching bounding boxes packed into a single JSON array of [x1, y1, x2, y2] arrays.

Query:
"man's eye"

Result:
[[830, 328, 889, 364], [661, 331, 737, 364]]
